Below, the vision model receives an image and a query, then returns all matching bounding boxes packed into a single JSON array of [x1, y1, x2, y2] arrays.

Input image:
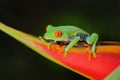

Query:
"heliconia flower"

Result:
[[0, 22, 120, 80]]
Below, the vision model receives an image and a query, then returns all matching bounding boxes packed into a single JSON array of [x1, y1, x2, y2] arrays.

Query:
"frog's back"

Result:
[[57, 25, 89, 36]]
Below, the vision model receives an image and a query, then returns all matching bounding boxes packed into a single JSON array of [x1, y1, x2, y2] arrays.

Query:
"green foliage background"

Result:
[[0, 0, 120, 80]]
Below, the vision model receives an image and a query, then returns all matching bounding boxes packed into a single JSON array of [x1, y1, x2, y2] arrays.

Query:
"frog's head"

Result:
[[44, 25, 68, 41]]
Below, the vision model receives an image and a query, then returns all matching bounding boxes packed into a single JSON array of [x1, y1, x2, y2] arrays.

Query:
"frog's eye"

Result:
[[54, 30, 62, 37], [45, 26, 48, 31]]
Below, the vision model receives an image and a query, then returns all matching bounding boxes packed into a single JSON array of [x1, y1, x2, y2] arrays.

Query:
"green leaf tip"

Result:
[[0, 22, 53, 60], [0, 22, 67, 70]]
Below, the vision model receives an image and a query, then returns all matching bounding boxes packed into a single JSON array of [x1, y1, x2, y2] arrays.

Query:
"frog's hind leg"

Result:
[[86, 33, 98, 58]]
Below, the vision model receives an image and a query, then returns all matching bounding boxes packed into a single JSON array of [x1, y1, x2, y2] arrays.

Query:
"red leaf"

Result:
[[0, 22, 120, 80]]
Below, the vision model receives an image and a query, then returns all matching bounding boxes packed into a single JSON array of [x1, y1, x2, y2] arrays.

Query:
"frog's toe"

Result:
[[93, 52, 97, 58], [88, 52, 97, 61], [63, 50, 68, 57], [48, 43, 56, 52], [83, 45, 91, 53]]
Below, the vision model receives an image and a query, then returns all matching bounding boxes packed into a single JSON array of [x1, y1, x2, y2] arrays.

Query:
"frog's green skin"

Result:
[[44, 25, 98, 57]]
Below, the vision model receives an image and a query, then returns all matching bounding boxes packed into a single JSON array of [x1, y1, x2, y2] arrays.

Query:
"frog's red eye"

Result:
[[54, 30, 62, 37], [45, 26, 48, 31]]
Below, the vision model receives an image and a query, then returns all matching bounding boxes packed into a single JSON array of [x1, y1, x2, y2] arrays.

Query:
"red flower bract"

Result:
[[0, 22, 120, 80]]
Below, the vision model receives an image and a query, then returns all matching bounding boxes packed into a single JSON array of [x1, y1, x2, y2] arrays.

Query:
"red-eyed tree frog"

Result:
[[44, 25, 98, 57]]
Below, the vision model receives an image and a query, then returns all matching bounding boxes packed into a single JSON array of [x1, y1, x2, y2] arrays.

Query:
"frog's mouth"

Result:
[[60, 38, 71, 42]]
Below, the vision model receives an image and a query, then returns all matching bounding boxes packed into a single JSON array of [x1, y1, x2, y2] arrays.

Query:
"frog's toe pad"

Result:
[[64, 51, 68, 57], [93, 52, 97, 58]]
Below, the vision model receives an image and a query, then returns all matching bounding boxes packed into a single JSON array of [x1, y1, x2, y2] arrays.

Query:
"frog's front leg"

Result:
[[64, 36, 80, 57], [86, 33, 98, 57]]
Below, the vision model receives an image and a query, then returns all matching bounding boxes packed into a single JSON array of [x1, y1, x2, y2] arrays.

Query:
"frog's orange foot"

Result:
[[55, 45, 65, 54], [92, 52, 97, 58], [48, 43, 65, 54], [88, 52, 97, 61], [83, 44, 91, 54], [83, 45, 97, 61], [48, 43, 56, 52]]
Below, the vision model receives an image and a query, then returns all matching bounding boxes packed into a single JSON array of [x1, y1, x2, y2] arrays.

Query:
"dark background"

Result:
[[0, 0, 120, 80]]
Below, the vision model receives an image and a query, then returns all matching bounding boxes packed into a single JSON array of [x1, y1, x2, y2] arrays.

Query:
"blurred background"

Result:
[[0, 0, 120, 80]]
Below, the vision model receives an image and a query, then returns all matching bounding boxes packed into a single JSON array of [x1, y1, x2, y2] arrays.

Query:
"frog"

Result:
[[44, 25, 98, 58]]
